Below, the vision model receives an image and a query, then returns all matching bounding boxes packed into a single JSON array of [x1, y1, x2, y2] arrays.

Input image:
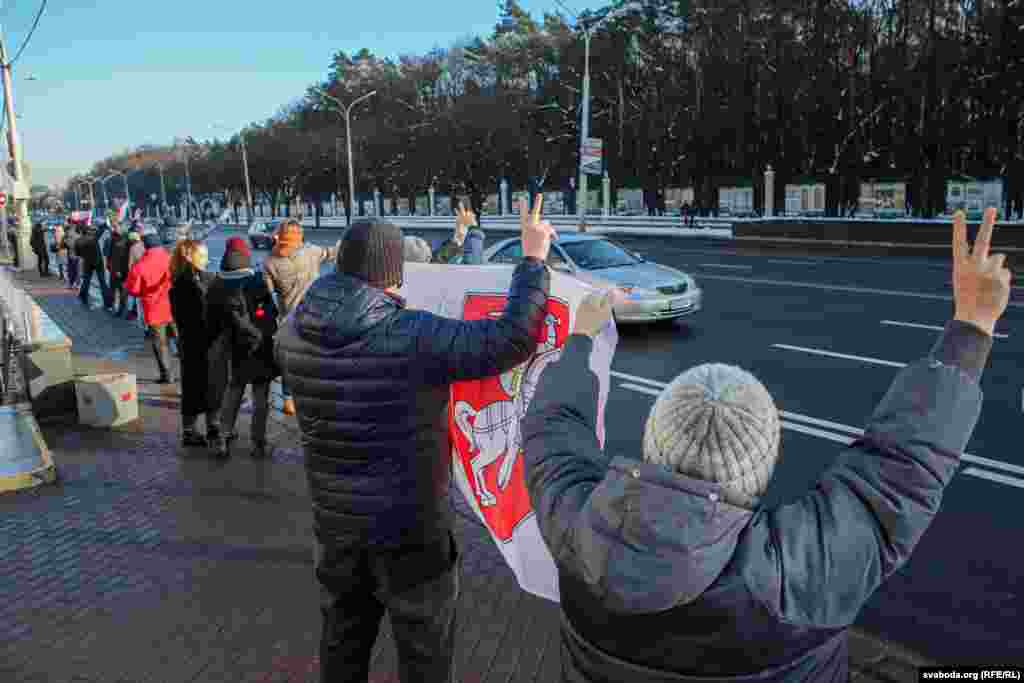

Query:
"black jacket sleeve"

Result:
[[746, 320, 992, 629], [521, 334, 609, 569], [414, 257, 550, 385]]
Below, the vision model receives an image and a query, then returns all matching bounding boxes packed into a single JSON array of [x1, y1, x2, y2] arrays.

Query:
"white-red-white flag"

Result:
[[400, 264, 617, 602]]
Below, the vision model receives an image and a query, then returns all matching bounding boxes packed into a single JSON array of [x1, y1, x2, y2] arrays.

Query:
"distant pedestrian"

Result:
[[261, 219, 339, 416], [63, 223, 81, 289], [125, 230, 145, 322], [125, 233, 177, 384], [77, 222, 113, 309], [169, 239, 224, 448], [30, 222, 49, 276], [52, 223, 67, 282], [206, 237, 279, 459], [108, 222, 132, 316]]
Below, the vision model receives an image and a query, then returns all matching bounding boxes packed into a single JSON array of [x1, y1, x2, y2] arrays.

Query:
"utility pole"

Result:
[[0, 35, 33, 270], [240, 131, 253, 225], [578, 27, 592, 225]]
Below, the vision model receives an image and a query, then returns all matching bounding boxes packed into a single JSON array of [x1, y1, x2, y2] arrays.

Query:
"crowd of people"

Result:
[[27, 200, 1012, 682]]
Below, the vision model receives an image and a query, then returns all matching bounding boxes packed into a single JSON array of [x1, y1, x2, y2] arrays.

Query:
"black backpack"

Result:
[[245, 274, 279, 342]]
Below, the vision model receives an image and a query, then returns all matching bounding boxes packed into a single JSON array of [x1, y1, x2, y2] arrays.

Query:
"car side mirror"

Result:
[[633, 252, 645, 261], [551, 262, 572, 273]]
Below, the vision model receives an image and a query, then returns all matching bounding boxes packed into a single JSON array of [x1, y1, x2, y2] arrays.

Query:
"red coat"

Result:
[[124, 247, 173, 326]]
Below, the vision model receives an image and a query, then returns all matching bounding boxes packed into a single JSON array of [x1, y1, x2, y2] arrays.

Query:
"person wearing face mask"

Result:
[[169, 239, 225, 448]]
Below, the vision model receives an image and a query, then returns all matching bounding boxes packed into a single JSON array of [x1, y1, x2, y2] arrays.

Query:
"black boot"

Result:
[[182, 429, 207, 447]]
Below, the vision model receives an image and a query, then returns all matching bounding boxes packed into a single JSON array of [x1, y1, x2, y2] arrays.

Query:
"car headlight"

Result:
[[618, 284, 658, 299]]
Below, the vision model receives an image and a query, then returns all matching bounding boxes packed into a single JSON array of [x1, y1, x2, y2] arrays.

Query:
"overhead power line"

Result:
[[8, 0, 47, 66]]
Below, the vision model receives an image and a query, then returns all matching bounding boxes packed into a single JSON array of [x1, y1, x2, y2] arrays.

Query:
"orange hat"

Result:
[[273, 222, 303, 256]]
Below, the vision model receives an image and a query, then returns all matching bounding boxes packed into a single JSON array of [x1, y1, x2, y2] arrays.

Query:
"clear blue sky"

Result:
[[9, 0, 602, 189]]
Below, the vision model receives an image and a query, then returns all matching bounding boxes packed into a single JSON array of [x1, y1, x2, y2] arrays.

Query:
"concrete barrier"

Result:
[[0, 403, 57, 494]]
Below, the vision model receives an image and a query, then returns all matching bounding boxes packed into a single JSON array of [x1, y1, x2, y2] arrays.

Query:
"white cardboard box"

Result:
[[75, 373, 139, 428]]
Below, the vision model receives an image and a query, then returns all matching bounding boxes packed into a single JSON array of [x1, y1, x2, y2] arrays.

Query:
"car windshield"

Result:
[[560, 239, 640, 270]]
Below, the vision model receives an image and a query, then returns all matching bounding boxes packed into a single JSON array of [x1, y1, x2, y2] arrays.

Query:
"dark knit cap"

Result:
[[337, 220, 404, 288], [222, 236, 252, 271]]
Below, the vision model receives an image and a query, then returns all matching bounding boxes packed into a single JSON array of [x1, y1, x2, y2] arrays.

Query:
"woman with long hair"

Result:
[[168, 239, 226, 448]]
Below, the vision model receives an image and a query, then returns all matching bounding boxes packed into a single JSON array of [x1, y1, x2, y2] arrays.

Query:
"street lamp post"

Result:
[[314, 88, 377, 226], [570, 6, 630, 224], [155, 163, 167, 216], [0, 37, 31, 267], [212, 124, 254, 224]]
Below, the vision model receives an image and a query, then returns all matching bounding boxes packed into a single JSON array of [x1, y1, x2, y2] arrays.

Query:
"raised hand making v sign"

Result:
[[520, 194, 556, 262], [952, 208, 1012, 337], [453, 201, 477, 246]]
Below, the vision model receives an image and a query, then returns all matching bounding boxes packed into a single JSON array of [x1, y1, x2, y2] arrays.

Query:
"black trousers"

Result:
[[316, 532, 459, 683], [34, 248, 49, 276], [79, 264, 112, 308], [109, 275, 127, 314]]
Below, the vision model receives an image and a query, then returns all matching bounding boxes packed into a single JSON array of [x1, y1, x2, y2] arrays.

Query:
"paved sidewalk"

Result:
[[0, 266, 933, 682]]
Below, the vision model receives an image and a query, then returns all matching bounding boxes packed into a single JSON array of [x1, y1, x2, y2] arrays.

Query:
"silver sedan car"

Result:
[[482, 234, 702, 323]]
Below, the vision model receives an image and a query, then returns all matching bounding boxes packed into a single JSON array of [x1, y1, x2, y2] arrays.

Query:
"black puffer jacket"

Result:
[[275, 258, 550, 549], [206, 269, 280, 385], [522, 321, 992, 683]]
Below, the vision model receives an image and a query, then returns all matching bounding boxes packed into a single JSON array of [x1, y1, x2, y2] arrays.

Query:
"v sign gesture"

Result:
[[952, 208, 1012, 337], [454, 201, 476, 246], [520, 194, 555, 262]]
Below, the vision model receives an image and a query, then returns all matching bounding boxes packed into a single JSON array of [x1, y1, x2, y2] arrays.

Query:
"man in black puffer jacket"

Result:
[[275, 197, 554, 683]]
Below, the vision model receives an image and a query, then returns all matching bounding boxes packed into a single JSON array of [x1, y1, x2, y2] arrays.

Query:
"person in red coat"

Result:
[[125, 233, 177, 384]]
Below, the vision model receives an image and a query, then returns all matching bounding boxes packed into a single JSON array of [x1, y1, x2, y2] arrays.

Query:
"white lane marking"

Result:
[[771, 343, 907, 368], [962, 468, 1024, 490], [611, 370, 666, 388], [694, 273, 1024, 309], [697, 263, 753, 270], [765, 258, 820, 266], [617, 373, 1024, 478], [882, 319, 1009, 339]]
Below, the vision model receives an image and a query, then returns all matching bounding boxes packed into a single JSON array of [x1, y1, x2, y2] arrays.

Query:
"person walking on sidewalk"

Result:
[[520, 207, 1012, 683], [274, 197, 554, 683], [260, 219, 338, 416], [108, 222, 132, 317], [126, 230, 145, 322], [62, 222, 81, 289], [30, 222, 50, 276], [125, 233, 177, 384], [206, 237, 279, 459], [76, 223, 113, 310], [52, 223, 67, 282]]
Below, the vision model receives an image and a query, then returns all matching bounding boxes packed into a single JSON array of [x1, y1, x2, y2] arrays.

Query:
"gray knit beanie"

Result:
[[403, 235, 433, 263], [642, 363, 781, 509]]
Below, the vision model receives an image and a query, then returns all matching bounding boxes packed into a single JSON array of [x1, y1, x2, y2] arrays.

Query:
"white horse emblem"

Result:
[[454, 313, 562, 507]]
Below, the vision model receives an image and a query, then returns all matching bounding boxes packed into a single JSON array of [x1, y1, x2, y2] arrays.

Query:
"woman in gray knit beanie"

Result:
[[642, 363, 781, 508]]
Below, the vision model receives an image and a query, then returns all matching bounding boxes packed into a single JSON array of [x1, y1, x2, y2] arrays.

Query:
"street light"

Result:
[[174, 140, 195, 221], [212, 123, 254, 225], [562, 4, 632, 223], [313, 87, 377, 226]]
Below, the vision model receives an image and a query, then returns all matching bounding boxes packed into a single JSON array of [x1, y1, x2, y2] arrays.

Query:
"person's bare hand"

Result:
[[572, 289, 624, 337], [454, 202, 476, 246], [952, 207, 1012, 337], [520, 194, 555, 261]]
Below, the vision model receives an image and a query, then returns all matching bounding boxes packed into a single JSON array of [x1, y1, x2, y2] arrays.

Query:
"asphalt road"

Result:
[[201, 227, 1024, 664]]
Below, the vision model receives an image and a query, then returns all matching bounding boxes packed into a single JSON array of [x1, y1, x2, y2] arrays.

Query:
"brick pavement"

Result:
[[0, 265, 932, 683]]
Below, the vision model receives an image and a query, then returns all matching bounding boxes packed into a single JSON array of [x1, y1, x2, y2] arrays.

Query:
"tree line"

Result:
[[64, 0, 1024, 220]]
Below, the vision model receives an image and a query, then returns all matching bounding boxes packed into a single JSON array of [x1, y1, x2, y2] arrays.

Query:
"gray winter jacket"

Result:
[[522, 320, 992, 683], [262, 242, 339, 317]]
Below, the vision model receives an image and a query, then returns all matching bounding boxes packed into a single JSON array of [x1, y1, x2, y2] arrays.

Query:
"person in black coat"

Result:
[[30, 223, 49, 276], [205, 237, 279, 459], [274, 202, 555, 683], [169, 239, 225, 448]]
